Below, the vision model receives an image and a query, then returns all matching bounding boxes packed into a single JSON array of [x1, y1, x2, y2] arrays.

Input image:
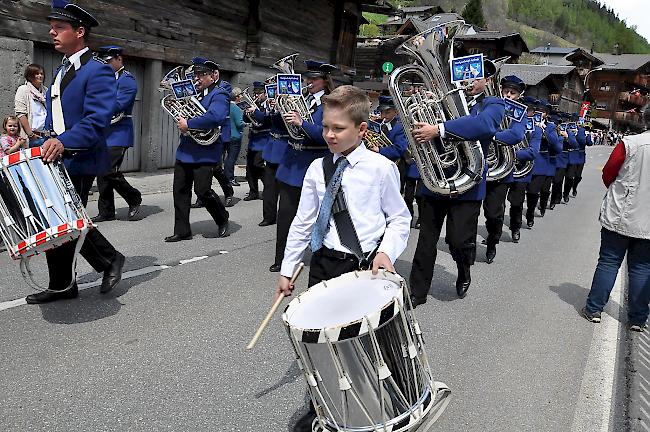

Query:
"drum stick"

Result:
[[246, 262, 305, 350]]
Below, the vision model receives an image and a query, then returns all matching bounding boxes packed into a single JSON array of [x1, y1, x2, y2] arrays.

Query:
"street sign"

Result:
[[382, 62, 394, 74]]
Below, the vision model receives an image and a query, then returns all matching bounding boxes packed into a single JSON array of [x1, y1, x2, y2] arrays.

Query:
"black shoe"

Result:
[[527, 219, 534, 228], [101, 252, 125, 294], [512, 230, 521, 243], [486, 244, 496, 264], [217, 220, 229, 238], [231, 180, 240, 187], [224, 196, 234, 207], [164, 234, 192, 242], [563, 195, 569, 203], [409, 295, 427, 309], [258, 219, 276, 227], [293, 409, 316, 432], [481, 238, 487, 245], [456, 263, 471, 298], [571, 189, 577, 197], [26, 284, 79, 304], [191, 199, 204, 209], [127, 202, 141, 220], [92, 214, 115, 223], [580, 306, 601, 323], [243, 193, 259, 201], [269, 264, 281, 272], [540, 208, 546, 217], [549, 203, 555, 210]]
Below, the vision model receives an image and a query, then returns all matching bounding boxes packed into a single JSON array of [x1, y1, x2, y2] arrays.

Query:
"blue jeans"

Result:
[[223, 139, 242, 182], [586, 228, 650, 325]]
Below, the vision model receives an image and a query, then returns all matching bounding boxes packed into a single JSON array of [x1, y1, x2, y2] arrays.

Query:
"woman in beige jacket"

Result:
[[14, 63, 48, 142]]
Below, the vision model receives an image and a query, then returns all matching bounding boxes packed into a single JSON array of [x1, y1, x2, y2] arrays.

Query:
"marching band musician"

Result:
[[572, 123, 593, 197], [482, 75, 526, 264], [27, 0, 126, 304], [374, 95, 408, 161], [507, 96, 540, 239], [258, 82, 287, 228], [550, 113, 571, 209], [269, 60, 335, 273], [164, 57, 230, 242], [526, 102, 562, 225], [408, 58, 505, 305], [92, 45, 142, 223], [243, 82, 270, 202], [562, 113, 582, 203]]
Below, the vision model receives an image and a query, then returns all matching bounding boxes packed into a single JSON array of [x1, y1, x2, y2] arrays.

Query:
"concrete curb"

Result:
[[626, 258, 650, 432]]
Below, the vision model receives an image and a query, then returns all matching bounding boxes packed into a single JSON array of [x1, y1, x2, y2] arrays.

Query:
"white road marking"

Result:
[[0, 251, 229, 312], [570, 265, 624, 432]]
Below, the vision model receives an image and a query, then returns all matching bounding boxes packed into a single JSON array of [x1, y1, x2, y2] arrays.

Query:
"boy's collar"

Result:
[[333, 142, 365, 167]]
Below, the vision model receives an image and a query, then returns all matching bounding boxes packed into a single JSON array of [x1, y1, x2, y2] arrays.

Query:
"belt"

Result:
[[252, 129, 271, 135], [316, 246, 364, 261], [270, 132, 291, 140]]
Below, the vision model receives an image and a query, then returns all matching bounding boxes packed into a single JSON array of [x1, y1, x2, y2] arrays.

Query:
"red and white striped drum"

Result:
[[0, 147, 91, 263]]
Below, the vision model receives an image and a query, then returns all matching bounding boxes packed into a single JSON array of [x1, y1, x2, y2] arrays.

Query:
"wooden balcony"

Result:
[[633, 74, 650, 89]]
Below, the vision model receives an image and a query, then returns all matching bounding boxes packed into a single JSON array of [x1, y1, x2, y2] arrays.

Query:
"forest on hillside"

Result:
[[360, 0, 650, 54]]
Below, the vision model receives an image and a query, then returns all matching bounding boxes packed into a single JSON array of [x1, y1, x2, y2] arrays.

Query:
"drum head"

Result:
[[283, 270, 404, 341]]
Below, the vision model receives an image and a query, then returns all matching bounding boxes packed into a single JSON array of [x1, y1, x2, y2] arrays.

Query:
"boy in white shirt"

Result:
[[275, 85, 411, 298]]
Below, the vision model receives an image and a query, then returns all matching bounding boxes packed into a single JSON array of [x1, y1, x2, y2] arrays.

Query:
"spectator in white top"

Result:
[[14, 64, 48, 142]]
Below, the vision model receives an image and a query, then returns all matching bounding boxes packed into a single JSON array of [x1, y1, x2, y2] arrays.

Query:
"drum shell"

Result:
[[0, 148, 90, 259]]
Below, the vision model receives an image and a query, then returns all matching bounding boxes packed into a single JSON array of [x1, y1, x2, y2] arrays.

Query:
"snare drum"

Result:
[[282, 270, 450, 432], [0, 146, 91, 260]]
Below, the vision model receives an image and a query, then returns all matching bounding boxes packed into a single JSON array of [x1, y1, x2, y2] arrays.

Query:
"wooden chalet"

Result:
[[0, 0, 392, 171]]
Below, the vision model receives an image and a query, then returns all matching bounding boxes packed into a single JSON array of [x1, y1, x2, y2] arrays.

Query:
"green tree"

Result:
[[462, 0, 486, 28]]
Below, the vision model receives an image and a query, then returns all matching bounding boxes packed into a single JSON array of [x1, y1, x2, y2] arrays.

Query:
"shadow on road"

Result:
[[117, 204, 163, 221], [37, 255, 162, 324], [396, 260, 459, 302], [549, 282, 591, 314], [191, 219, 242, 238], [255, 360, 302, 399]]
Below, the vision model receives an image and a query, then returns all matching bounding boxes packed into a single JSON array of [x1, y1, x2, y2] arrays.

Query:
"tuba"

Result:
[[159, 66, 221, 146], [388, 21, 484, 197], [485, 57, 517, 181], [271, 53, 314, 144], [241, 87, 262, 127]]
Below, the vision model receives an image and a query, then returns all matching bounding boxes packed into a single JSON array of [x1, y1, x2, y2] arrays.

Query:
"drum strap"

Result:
[[51, 69, 66, 136], [322, 156, 380, 269]]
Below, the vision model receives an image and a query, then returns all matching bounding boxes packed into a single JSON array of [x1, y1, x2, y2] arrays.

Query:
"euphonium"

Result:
[[388, 21, 484, 197], [485, 57, 516, 181], [271, 53, 314, 144], [241, 87, 262, 127], [363, 127, 392, 151], [159, 66, 221, 146]]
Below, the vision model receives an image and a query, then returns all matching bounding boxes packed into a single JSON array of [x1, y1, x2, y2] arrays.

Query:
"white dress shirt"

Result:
[[280, 143, 412, 277], [54, 47, 89, 87]]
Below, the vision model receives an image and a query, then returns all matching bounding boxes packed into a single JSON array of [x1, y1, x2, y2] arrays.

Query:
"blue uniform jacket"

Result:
[[577, 127, 590, 164], [247, 108, 271, 152], [495, 117, 526, 184], [513, 124, 541, 183], [44, 50, 115, 176], [379, 117, 409, 161], [568, 130, 581, 165], [556, 131, 571, 169], [176, 81, 231, 164], [420, 95, 505, 201], [533, 122, 561, 177], [276, 101, 329, 188], [262, 111, 289, 165], [106, 68, 137, 148]]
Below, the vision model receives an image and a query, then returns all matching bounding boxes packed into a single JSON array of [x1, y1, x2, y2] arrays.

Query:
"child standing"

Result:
[[1, 116, 27, 157], [275, 85, 411, 295]]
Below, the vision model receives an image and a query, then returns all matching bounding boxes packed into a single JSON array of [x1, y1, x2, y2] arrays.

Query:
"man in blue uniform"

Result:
[[508, 98, 540, 240], [407, 59, 505, 304], [164, 57, 230, 242], [526, 104, 562, 224], [562, 113, 582, 203], [93, 45, 142, 223], [482, 76, 526, 263], [243, 81, 270, 202], [27, 0, 125, 304], [550, 113, 571, 209], [571, 123, 593, 197], [268, 60, 335, 273]]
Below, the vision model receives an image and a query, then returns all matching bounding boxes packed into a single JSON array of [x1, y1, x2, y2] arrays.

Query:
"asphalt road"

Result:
[[0, 147, 624, 431]]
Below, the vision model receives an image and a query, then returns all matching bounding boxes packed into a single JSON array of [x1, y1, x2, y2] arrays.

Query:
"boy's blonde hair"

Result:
[[322, 85, 370, 126], [2, 116, 21, 134]]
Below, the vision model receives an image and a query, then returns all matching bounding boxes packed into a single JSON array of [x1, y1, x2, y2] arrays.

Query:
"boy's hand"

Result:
[[273, 276, 295, 302], [371, 251, 394, 275]]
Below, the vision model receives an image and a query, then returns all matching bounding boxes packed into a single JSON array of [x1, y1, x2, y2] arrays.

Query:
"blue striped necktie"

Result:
[[310, 157, 349, 252]]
